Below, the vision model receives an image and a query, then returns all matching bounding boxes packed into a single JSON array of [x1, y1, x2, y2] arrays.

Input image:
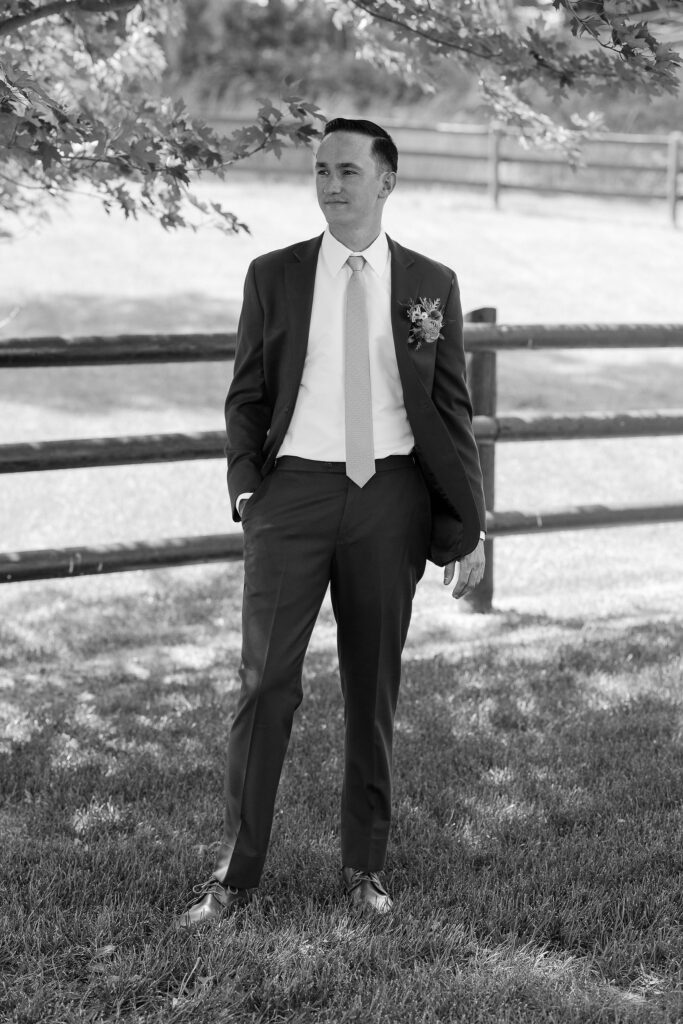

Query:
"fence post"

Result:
[[667, 131, 680, 227], [488, 124, 501, 209], [463, 307, 497, 613]]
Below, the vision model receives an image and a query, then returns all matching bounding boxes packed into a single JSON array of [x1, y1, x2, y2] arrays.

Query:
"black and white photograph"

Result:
[[1, 2, 682, 1021]]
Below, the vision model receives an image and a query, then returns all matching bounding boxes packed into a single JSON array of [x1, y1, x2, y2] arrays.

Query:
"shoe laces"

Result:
[[346, 869, 388, 896], [186, 878, 227, 908]]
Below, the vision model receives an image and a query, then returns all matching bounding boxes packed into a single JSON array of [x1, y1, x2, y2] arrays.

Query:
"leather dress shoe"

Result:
[[341, 867, 393, 914], [175, 878, 251, 929]]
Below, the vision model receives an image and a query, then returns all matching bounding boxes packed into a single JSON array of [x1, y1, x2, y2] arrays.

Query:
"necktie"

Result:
[[344, 255, 375, 488]]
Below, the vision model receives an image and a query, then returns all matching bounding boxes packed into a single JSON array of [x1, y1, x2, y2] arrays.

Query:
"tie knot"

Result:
[[347, 255, 365, 273]]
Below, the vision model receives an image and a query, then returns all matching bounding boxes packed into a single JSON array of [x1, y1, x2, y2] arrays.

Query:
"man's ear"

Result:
[[379, 171, 396, 198]]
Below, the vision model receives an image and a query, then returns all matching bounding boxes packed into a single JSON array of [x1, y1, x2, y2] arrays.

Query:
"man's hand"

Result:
[[444, 540, 485, 599]]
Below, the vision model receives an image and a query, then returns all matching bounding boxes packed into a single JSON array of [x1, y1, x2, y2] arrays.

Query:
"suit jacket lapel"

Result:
[[284, 234, 323, 394], [389, 236, 437, 398]]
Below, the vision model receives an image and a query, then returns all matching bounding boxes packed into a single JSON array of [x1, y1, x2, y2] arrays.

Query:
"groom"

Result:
[[177, 118, 486, 926]]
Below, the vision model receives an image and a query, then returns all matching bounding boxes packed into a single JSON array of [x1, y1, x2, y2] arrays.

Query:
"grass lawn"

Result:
[[0, 566, 682, 1023], [1, 179, 682, 1021]]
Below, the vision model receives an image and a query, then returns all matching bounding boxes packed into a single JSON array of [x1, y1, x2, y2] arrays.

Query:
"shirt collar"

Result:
[[321, 228, 389, 277]]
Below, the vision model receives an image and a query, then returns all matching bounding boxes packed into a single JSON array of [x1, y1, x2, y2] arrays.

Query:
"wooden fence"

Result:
[[1, 319, 682, 611], [207, 116, 682, 226]]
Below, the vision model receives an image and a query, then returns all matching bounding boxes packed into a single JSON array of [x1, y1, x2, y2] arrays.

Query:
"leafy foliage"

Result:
[[0, 0, 324, 234], [2, 1, 682, 233], [330, 0, 683, 147]]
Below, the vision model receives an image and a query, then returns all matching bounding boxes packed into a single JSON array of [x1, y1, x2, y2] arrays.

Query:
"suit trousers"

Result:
[[212, 456, 431, 889]]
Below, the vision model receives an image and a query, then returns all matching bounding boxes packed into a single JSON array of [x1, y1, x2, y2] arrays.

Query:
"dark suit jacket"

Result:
[[225, 233, 486, 565]]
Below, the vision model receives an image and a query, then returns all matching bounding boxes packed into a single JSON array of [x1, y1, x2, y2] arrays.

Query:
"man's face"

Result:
[[315, 131, 393, 237]]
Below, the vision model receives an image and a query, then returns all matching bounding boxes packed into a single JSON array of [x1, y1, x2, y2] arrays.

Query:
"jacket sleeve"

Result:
[[225, 260, 273, 521], [433, 273, 486, 530]]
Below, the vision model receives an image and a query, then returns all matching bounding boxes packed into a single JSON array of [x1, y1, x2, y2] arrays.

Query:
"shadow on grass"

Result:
[[3, 293, 241, 339], [497, 351, 683, 414], [0, 361, 232, 418], [3, 352, 681, 424], [0, 571, 682, 1022]]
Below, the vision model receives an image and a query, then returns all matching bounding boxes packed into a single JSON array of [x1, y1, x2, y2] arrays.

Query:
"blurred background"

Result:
[[164, 0, 683, 131], [1, 0, 682, 618]]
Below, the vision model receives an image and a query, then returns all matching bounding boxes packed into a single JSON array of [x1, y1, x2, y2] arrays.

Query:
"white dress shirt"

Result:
[[277, 229, 414, 461]]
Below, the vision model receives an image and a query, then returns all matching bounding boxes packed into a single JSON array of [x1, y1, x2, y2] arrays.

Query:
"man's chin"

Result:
[[323, 208, 355, 230]]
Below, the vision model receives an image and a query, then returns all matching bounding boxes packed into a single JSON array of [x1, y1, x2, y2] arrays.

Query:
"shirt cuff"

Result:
[[236, 492, 254, 518]]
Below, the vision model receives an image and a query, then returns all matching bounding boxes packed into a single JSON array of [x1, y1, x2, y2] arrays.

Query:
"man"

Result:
[[177, 118, 485, 927]]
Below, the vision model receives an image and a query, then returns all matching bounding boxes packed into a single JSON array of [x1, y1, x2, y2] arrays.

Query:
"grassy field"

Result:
[[1, 181, 682, 1021], [1, 566, 682, 1023]]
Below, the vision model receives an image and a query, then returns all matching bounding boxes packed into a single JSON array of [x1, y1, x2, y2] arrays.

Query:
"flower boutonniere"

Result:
[[405, 297, 444, 349]]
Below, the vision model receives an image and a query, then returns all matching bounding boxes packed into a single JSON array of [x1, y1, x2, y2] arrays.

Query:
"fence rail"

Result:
[[0, 535, 245, 584], [204, 116, 682, 225], [3, 502, 683, 585], [2, 320, 682, 608], [3, 410, 683, 475], [0, 334, 232, 367], [3, 324, 683, 368]]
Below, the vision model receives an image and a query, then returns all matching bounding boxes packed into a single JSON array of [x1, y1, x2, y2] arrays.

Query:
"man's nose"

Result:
[[325, 176, 342, 193]]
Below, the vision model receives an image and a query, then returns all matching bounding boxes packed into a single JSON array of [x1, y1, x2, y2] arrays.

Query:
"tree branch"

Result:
[[347, 0, 677, 90], [557, 0, 643, 58], [0, 166, 117, 204], [560, 0, 674, 69], [0, 0, 139, 38], [347, 0, 502, 63]]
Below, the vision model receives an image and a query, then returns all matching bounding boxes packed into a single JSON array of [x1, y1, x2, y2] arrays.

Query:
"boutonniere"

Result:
[[405, 297, 444, 349]]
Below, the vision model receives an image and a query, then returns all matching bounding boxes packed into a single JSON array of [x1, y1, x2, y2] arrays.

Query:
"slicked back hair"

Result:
[[322, 117, 398, 174]]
